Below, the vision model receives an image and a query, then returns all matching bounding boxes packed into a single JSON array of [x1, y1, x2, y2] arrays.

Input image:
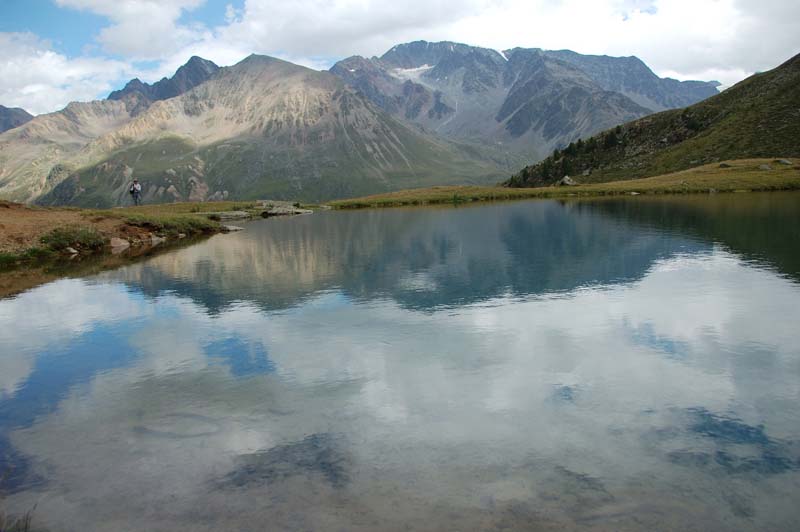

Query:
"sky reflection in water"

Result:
[[1, 194, 799, 531]]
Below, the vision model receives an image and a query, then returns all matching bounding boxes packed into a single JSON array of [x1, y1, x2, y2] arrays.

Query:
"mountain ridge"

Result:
[[0, 105, 34, 134], [506, 52, 800, 187], [331, 41, 719, 163], [108, 56, 219, 105]]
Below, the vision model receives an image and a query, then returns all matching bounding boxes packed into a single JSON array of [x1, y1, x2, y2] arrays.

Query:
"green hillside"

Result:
[[39, 125, 500, 208], [507, 53, 800, 187]]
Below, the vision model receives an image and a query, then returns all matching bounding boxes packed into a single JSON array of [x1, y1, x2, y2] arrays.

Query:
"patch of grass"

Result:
[[0, 254, 18, 269], [0, 509, 33, 532], [40, 226, 105, 252], [1, 468, 34, 532], [85, 201, 241, 236], [0, 226, 105, 271], [86, 200, 260, 218], [20, 247, 56, 262], [329, 160, 800, 209], [122, 213, 219, 237]]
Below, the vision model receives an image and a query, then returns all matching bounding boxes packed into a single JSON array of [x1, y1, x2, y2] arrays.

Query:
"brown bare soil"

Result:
[[0, 201, 151, 254]]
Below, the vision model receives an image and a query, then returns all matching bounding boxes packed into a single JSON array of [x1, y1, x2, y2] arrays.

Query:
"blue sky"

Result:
[[2, 0, 108, 57], [1, 1, 241, 56], [1, 0, 798, 114]]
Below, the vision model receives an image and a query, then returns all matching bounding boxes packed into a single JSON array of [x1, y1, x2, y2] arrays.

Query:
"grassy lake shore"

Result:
[[0, 200, 270, 298], [0, 200, 267, 270], [329, 159, 799, 209]]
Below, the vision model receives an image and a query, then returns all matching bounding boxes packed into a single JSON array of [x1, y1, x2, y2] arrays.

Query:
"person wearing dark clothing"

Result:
[[129, 179, 142, 206]]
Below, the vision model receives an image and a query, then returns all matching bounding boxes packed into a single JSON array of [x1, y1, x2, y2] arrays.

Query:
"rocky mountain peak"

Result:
[[381, 40, 505, 69], [108, 55, 220, 103], [0, 105, 34, 134]]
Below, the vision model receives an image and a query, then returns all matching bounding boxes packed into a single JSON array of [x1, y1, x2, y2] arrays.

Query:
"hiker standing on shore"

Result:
[[129, 179, 142, 206]]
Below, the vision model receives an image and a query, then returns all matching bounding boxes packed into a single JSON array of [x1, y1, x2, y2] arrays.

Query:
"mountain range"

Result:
[[331, 42, 719, 163], [0, 41, 721, 206], [507, 52, 800, 187]]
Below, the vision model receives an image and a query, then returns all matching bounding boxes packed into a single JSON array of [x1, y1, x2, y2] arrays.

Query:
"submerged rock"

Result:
[[222, 225, 244, 232], [109, 237, 130, 252], [217, 433, 349, 489], [261, 204, 314, 217]]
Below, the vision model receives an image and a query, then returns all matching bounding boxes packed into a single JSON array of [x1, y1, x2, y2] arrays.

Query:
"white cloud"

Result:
[[0, 32, 132, 115], [2, 0, 798, 113], [153, 0, 797, 90], [436, 0, 797, 87], [55, 0, 207, 60], [0, 278, 146, 397]]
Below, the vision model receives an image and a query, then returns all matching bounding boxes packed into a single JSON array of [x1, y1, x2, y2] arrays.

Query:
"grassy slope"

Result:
[[329, 159, 800, 208], [506, 53, 800, 187]]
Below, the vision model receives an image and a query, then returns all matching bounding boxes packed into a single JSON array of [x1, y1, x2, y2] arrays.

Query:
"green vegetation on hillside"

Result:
[[507, 53, 800, 187], [38, 122, 503, 208], [330, 159, 800, 208]]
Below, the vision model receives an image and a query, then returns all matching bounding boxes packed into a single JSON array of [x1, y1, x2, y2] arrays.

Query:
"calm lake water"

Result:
[[1, 193, 800, 531]]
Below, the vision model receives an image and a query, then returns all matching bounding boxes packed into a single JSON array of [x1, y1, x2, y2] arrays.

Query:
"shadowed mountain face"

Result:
[[508, 52, 800, 187], [108, 56, 220, 109], [0, 105, 34, 133], [331, 41, 718, 163], [540, 50, 721, 111]]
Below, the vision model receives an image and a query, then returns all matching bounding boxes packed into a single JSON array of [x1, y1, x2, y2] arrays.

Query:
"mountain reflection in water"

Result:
[[1, 193, 799, 531]]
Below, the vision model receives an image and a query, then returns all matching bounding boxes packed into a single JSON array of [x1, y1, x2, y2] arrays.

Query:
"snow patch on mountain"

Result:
[[389, 64, 434, 82]]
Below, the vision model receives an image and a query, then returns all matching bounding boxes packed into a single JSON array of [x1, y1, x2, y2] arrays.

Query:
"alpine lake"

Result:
[[1, 192, 799, 531]]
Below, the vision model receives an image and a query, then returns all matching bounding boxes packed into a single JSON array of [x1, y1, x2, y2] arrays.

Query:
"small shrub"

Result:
[[21, 248, 56, 261], [40, 226, 104, 252], [0, 507, 34, 532], [0, 253, 19, 269]]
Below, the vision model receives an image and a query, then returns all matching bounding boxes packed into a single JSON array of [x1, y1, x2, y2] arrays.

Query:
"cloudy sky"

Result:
[[1, 0, 798, 115]]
